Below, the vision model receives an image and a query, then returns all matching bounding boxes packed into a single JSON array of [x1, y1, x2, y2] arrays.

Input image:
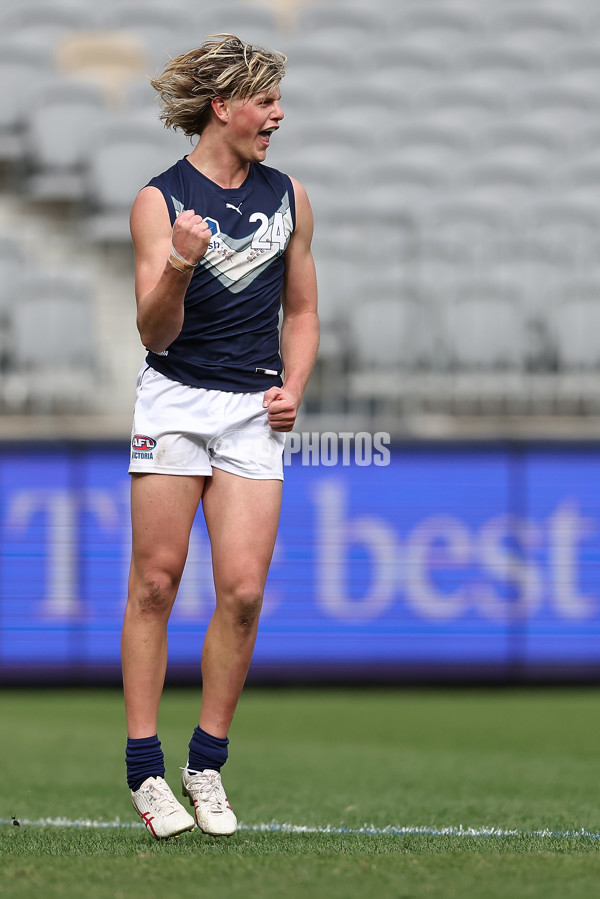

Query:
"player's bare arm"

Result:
[[264, 177, 319, 432], [130, 186, 212, 353]]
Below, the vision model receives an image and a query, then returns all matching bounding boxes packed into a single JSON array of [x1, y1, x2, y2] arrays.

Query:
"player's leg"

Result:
[[123, 472, 204, 839], [181, 468, 282, 834], [122, 472, 205, 738], [200, 468, 282, 735]]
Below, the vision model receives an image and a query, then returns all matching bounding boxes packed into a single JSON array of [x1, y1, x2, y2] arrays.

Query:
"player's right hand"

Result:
[[172, 209, 212, 264]]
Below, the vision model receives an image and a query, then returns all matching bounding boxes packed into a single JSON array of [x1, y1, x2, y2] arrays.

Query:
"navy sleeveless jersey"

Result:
[[144, 157, 296, 391]]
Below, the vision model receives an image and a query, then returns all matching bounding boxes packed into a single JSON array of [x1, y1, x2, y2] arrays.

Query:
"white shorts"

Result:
[[129, 365, 286, 480]]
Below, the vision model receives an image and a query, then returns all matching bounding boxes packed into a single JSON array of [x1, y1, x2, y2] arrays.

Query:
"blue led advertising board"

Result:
[[1, 440, 599, 681]]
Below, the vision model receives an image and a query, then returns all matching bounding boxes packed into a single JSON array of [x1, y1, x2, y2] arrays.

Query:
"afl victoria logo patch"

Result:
[[132, 434, 156, 459]]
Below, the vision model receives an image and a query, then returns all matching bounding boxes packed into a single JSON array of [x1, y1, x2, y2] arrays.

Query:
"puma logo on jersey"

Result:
[[225, 201, 243, 215]]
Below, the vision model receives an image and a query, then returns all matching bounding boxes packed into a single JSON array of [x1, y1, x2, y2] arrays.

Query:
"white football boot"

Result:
[[181, 767, 238, 836], [131, 776, 195, 840]]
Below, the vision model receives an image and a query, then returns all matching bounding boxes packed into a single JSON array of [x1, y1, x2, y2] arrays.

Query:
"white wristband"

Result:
[[170, 244, 198, 269]]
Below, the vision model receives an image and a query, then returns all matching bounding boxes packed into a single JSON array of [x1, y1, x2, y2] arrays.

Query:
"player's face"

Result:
[[226, 88, 284, 163]]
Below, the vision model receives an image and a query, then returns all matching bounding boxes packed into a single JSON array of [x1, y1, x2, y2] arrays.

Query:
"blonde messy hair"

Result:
[[150, 33, 287, 137]]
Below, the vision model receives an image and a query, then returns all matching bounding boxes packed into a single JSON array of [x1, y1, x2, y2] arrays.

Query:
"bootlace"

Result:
[[183, 769, 228, 813], [144, 779, 181, 816]]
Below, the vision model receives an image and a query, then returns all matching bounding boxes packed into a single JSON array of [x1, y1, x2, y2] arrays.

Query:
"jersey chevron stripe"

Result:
[[145, 159, 293, 391], [198, 193, 293, 294]]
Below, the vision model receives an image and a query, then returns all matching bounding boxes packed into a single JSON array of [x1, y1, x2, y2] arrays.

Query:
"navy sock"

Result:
[[187, 726, 229, 773], [126, 735, 165, 792]]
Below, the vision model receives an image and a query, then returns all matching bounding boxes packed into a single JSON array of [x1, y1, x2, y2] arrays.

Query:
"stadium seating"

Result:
[[0, 2, 95, 51], [1, 0, 600, 424], [350, 287, 439, 370], [296, 2, 381, 41], [365, 41, 454, 100], [122, 76, 160, 113], [0, 238, 24, 373], [416, 81, 508, 135], [489, 5, 583, 56], [24, 77, 108, 202], [97, 5, 191, 70], [454, 43, 540, 95], [546, 283, 600, 369], [442, 281, 530, 371], [84, 118, 189, 242], [524, 198, 600, 265], [55, 30, 149, 104], [192, 2, 280, 45], [2, 271, 98, 413], [0, 41, 53, 162]]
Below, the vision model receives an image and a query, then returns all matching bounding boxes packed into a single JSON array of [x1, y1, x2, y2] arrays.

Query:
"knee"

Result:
[[225, 584, 263, 629], [130, 568, 180, 618]]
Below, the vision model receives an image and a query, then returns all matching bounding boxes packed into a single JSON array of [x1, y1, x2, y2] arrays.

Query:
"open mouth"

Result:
[[258, 128, 276, 144]]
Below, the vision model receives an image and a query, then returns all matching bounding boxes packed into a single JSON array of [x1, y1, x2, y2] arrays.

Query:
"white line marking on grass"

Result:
[[2, 818, 600, 839]]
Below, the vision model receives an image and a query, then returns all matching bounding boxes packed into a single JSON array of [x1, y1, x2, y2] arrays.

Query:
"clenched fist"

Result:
[[172, 209, 213, 265]]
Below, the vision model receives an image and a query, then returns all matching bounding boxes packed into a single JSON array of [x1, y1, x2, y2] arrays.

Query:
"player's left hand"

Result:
[[263, 387, 299, 432]]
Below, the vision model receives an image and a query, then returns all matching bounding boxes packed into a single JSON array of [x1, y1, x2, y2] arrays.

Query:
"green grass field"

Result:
[[1, 687, 600, 898]]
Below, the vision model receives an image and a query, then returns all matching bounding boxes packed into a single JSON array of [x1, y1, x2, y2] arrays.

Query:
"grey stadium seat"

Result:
[[0, 2, 94, 52], [122, 76, 160, 113], [546, 284, 600, 369], [98, 5, 190, 70], [478, 120, 566, 163], [523, 198, 600, 265], [348, 285, 440, 372], [363, 42, 453, 97], [392, 4, 486, 56], [457, 159, 547, 210], [442, 282, 529, 370], [515, 82, 600, 128], [0, 237, 25, 371], [25, 77, 109, 202], [416, 81, 508, 134], [489, 5, 582, 56], [191, 2, 280, 47], [454, 43, 540, 90], [84, 119, 184, 243], [3, 272, 98, 412], [296, 3, 381, 39], [421, 196, 516, 257], [0, 41, 52, 161]]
